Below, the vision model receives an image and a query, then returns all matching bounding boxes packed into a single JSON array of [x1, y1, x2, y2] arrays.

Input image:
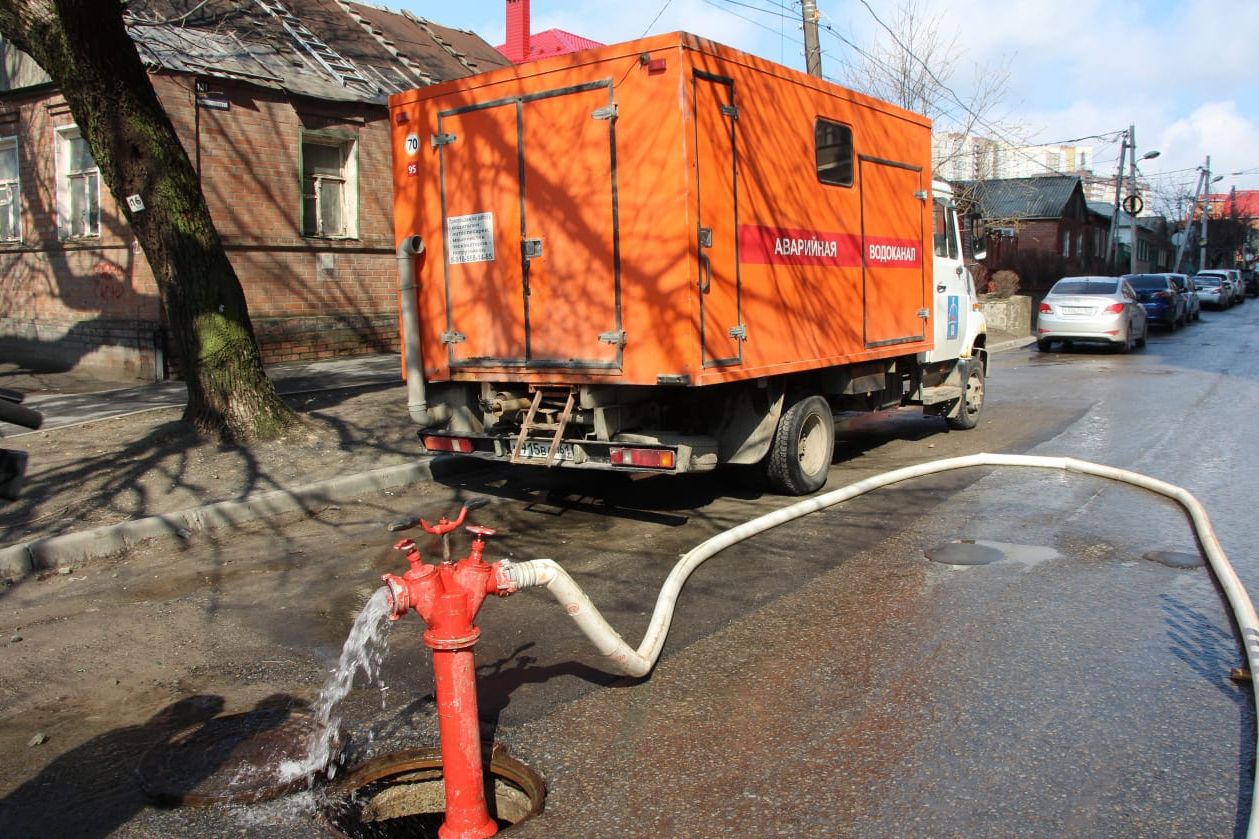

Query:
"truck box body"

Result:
[[389, 32, 935, 388]]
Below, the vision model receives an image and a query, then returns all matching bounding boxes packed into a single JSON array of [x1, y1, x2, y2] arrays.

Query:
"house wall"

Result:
[[0, 72, 400, 380]]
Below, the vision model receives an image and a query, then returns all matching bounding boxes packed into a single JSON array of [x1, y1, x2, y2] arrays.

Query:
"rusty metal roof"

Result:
[[124, 0, 510, 104]]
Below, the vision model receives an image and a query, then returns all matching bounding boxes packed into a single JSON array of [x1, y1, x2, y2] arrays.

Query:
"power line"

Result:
[[639, 0, 675, 37]]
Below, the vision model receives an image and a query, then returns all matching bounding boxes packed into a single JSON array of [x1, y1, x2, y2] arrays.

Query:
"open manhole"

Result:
[[320, 744, 545, 838], [137, 708, 340, 805]]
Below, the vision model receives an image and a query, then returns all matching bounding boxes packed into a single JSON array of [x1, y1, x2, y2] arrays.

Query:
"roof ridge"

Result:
[[401, 10, 478, 75]]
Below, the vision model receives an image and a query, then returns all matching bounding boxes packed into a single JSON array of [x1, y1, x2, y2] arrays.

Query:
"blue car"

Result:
[[1122, 273, 1187, 329]]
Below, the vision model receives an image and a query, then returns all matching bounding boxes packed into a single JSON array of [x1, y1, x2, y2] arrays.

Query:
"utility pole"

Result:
[[801, 0, 822, 78], [1174, 167, 1206, 274], [1201, 155, 1212, 271], [1128, 124, 1140, 274], [1106, 129, 1129, 269]]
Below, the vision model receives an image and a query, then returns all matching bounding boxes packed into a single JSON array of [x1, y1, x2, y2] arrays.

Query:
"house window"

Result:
[[0, 137, 18, 242], [815, 119, 853, 187], [56, 126, 99, 239], [1061, 229, 1071, 257], [301, 135, 357, 238]]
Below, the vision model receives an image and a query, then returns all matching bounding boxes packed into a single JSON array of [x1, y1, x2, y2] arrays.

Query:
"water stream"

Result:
[[279, 586, 395, 782]]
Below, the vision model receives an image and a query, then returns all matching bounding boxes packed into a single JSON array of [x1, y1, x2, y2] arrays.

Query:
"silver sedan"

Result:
[[1036, 276, 1148, 353]]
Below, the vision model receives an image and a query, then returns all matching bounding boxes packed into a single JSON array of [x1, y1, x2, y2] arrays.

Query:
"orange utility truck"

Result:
[[389, 32, 988, 495]]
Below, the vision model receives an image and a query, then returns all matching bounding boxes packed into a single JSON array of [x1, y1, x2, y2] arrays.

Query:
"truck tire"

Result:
[[764, 394, 834, 495], [946, 362, 985, 430]]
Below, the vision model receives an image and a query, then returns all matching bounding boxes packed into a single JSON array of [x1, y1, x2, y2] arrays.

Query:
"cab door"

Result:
[[928, 195, 968, 361]]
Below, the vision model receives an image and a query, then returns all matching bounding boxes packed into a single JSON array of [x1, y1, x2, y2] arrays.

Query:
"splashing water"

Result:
[[279, 587, 394, 782]]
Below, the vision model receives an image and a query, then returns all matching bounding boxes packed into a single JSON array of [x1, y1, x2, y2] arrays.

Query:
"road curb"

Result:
[[990, 335, 1034, 353], [0, 459, 435, 579]]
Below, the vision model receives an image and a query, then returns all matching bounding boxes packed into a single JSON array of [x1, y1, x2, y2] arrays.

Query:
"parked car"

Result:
[[1169, 273, 1200, 322], [1242, 269, 1258, 297], [1037, 276, 1148, 353], [1196, 270, 1243, 306], [1192, 274, 1229, 309], [1122, 273, 1187, 329]]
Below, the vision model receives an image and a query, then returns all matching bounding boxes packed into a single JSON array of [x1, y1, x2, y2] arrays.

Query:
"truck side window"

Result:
[[815, 119, 853, 186], [932, 198, 959, 259]]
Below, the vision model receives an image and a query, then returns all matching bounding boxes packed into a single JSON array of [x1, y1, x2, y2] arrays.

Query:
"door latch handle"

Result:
[[936, 284, 947, 293]]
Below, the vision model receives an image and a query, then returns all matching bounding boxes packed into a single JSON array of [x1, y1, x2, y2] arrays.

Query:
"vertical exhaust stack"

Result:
[[397, 235, 447, 428]]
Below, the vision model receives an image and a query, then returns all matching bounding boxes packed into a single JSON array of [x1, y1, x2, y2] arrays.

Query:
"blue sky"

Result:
[[398, 1, 1259, 199]]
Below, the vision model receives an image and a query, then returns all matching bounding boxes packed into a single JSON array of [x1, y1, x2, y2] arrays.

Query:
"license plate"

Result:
[[518, 439, 575, 461], [1062, 306, 1093, 314]]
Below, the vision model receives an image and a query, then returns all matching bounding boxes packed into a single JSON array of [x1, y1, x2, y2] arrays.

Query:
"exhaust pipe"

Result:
[[396, 235, 448, 428]]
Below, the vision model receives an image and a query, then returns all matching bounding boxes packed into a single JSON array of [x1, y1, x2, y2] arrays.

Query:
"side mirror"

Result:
[[971, 237, 988, 261]]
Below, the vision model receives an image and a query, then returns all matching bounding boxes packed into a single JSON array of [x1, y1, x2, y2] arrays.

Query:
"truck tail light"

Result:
[[422, 435, 474, 454], [609, 447, 676, 469], [1038, 302, 1052, 313], [1103, 303, 1125, 314]]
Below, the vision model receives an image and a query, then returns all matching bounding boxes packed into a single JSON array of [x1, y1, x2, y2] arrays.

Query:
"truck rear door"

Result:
[[694, 71, 743, 367], [859, 157, 926, 348], [437, 81, 623, 370]]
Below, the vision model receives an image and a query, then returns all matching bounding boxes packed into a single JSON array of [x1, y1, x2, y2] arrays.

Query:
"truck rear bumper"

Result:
[[418, 430, 721, 474]]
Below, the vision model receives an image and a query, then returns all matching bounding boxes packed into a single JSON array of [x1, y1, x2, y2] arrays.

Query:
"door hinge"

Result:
[[598, 329, 627, 347], [720, 104, 739, 120], [591, 104, 618, 121], [441, 330, 466, 344], [917, 308, 930, 319], [698, 227, 713, 248], [431, 132, 457, 148], [521, 238, 543, 260], [913, 190, 929, 201], [728, 324, 748, 340]]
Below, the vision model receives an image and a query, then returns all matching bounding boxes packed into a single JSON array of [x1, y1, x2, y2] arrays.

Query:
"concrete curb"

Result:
[[989, 335, 1034, 353], [0, 458, 435, 579]]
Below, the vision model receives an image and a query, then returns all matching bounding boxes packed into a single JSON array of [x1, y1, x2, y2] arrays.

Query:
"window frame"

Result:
[[0, 135, 20, 243], [814, 118, 854, 188], [300, 130, 359, 240], [55, 125, 100, 240]]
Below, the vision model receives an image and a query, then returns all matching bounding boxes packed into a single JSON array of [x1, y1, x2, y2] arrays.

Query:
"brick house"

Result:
[[0, 0, 508, 380], [957, 175, 1133, 292]]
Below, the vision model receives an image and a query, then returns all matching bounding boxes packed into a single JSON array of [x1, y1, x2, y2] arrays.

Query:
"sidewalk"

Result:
[[0, 335, 1033, 578], [0, 353, 433, 578]]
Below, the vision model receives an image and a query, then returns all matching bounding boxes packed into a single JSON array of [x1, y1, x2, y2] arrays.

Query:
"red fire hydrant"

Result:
[[381, 506, 514, 839]]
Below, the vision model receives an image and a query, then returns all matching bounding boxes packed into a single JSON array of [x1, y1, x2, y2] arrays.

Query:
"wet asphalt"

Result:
[[3, 305, 1258, 837]]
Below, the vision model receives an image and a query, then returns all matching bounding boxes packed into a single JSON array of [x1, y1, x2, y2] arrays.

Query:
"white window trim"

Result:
[[54, 124, 101, 240], [0, 135, 19, 242], [301, 133, 358, 239]]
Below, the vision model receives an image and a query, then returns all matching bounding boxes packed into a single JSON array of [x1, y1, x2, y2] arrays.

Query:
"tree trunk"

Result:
[[0, 0, 300, 439]]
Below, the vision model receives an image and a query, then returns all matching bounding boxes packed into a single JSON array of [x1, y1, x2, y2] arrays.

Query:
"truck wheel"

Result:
[[946, 363, 985, 430], [764, 394, 834, 495]]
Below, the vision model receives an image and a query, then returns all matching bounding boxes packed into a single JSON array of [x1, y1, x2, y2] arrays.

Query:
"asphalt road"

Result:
[[1, 305, 1256, 838]]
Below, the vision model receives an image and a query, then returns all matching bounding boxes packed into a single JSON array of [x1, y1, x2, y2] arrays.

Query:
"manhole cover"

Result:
[[320, 744, 545, 838], [1143, 550, 1205, 569], [138, 708, 340, 805], [925, 541, 1004, 566]]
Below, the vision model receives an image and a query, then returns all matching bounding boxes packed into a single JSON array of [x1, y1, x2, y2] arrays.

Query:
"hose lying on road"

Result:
[[502, 452, 1259, 836]]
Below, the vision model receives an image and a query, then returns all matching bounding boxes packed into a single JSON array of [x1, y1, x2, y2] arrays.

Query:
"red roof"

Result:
[[1208, 190, 1259, 219], [496, 28, 602, 63]]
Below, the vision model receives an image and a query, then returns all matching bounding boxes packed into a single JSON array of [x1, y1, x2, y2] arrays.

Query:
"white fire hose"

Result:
[[501, 452, 1259, 836]]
